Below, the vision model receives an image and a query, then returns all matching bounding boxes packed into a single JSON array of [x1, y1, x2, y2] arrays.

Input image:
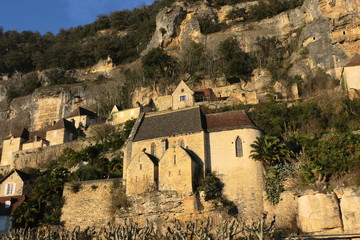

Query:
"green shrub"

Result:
[[198, 15, 226, 34], [226, 8, 248, 22], [198, 172, 238, 215], [217, 37, 255, 82], [70, 183, 82, 193], [264, 164, 293, 204]]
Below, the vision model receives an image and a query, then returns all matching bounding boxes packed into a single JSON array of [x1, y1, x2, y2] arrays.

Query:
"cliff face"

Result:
[[0, 85, 94, 146], [0, 0, 358, 145], [145, 0, 359, 79]]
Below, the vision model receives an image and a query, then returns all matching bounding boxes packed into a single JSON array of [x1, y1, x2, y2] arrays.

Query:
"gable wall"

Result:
[[0, 172, 24, 197], [128, 132, 205, 173], [159, 146, 195, 194], [172, 82, 194, 110], [126, 152, 157, 195]]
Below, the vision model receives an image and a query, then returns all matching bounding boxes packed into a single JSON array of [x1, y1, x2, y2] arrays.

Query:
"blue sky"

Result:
[[0, 0, 155, 34]]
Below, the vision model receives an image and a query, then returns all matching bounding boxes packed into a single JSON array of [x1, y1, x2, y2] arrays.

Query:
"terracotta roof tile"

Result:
[[0, 195, 25, 216], [345, 54, 360, 67], [206, 110, 257, 132]]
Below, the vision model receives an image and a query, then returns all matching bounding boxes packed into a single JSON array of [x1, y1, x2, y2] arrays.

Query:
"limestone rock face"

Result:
[[298, 193, 343, 233], [30, 86, 94, 130], [145, 0, 358, 80], [264, 191, 298, 230], [340, 188, 360, 233], [0, 85, 94, 147], [143, 2, 213, 55]]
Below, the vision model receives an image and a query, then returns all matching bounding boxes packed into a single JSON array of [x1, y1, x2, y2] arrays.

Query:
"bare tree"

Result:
[[244, 212, 276, 240]]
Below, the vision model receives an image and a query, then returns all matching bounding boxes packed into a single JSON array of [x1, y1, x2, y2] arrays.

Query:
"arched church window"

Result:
[[161, 139, 169, 154], [151, 142, 157, 156], [179, 139, 185, 148], [235, 136, 243, 157]]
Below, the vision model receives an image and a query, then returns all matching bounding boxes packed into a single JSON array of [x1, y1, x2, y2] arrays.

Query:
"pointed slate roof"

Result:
[[0, 169, 33, 184], [111, 105, 122, 113], [133, 107, 206, 142], [66, 107, 98, 119], [48, 118, 77, 133], [206, 110, 258, 132], [12, 128, 29, 139], [345, 54, 360, 67]]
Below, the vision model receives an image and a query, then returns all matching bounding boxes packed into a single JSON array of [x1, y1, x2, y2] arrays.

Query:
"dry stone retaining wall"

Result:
[[61, 178, 122, 230], [14, 140, 91, 169]]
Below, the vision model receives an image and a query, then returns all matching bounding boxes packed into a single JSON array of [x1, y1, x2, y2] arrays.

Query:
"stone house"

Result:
[[46, 119, 77, 146], [0, 129, 29, 168], [0, 169, 33, 233], [171, 80, 195, 110], [124, 106, 263, 216], [343, 54, 360, 99], [22, 129, 49, 150], [65, 107, 98, 129], [1, 107, 98, 170], [108, 105, 141, 126]]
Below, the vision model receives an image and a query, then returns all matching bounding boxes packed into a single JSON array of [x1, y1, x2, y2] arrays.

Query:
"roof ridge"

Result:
[[146, 106, 200, 118]]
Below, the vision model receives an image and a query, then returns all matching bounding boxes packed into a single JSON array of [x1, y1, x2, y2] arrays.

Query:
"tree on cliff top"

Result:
[[217, 37, 255, 83]]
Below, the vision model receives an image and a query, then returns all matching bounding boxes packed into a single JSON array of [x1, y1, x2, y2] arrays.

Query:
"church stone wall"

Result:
[[208, 128, 264, 218], [127, 132, 206, 176], [159, 146, 196, 194], [126, 151, 157, 195]]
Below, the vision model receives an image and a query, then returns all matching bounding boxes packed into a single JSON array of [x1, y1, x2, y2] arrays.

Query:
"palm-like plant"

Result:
[[250, 135, 292, 167]]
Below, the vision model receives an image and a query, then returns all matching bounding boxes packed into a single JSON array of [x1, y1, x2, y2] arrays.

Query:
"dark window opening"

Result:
[[236, 136, 243, 157], [151, 142, 157, 156]]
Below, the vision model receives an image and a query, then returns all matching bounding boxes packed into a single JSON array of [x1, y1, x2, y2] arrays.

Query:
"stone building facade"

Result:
[[171, 80, 195, 110], [126, 151, 158, 195], [108, 105, 141, 126], [65, 107, 98, 128], [0, 129, 28, 168], [343, 54, 360, 99], [45, 119, 77, 146], [124, 106, 263, 217], [0, 169, 33, 233], [0, 107, 98, 171]]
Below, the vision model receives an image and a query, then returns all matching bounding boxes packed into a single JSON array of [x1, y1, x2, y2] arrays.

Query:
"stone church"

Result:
[[123, 105, 264, 216]]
